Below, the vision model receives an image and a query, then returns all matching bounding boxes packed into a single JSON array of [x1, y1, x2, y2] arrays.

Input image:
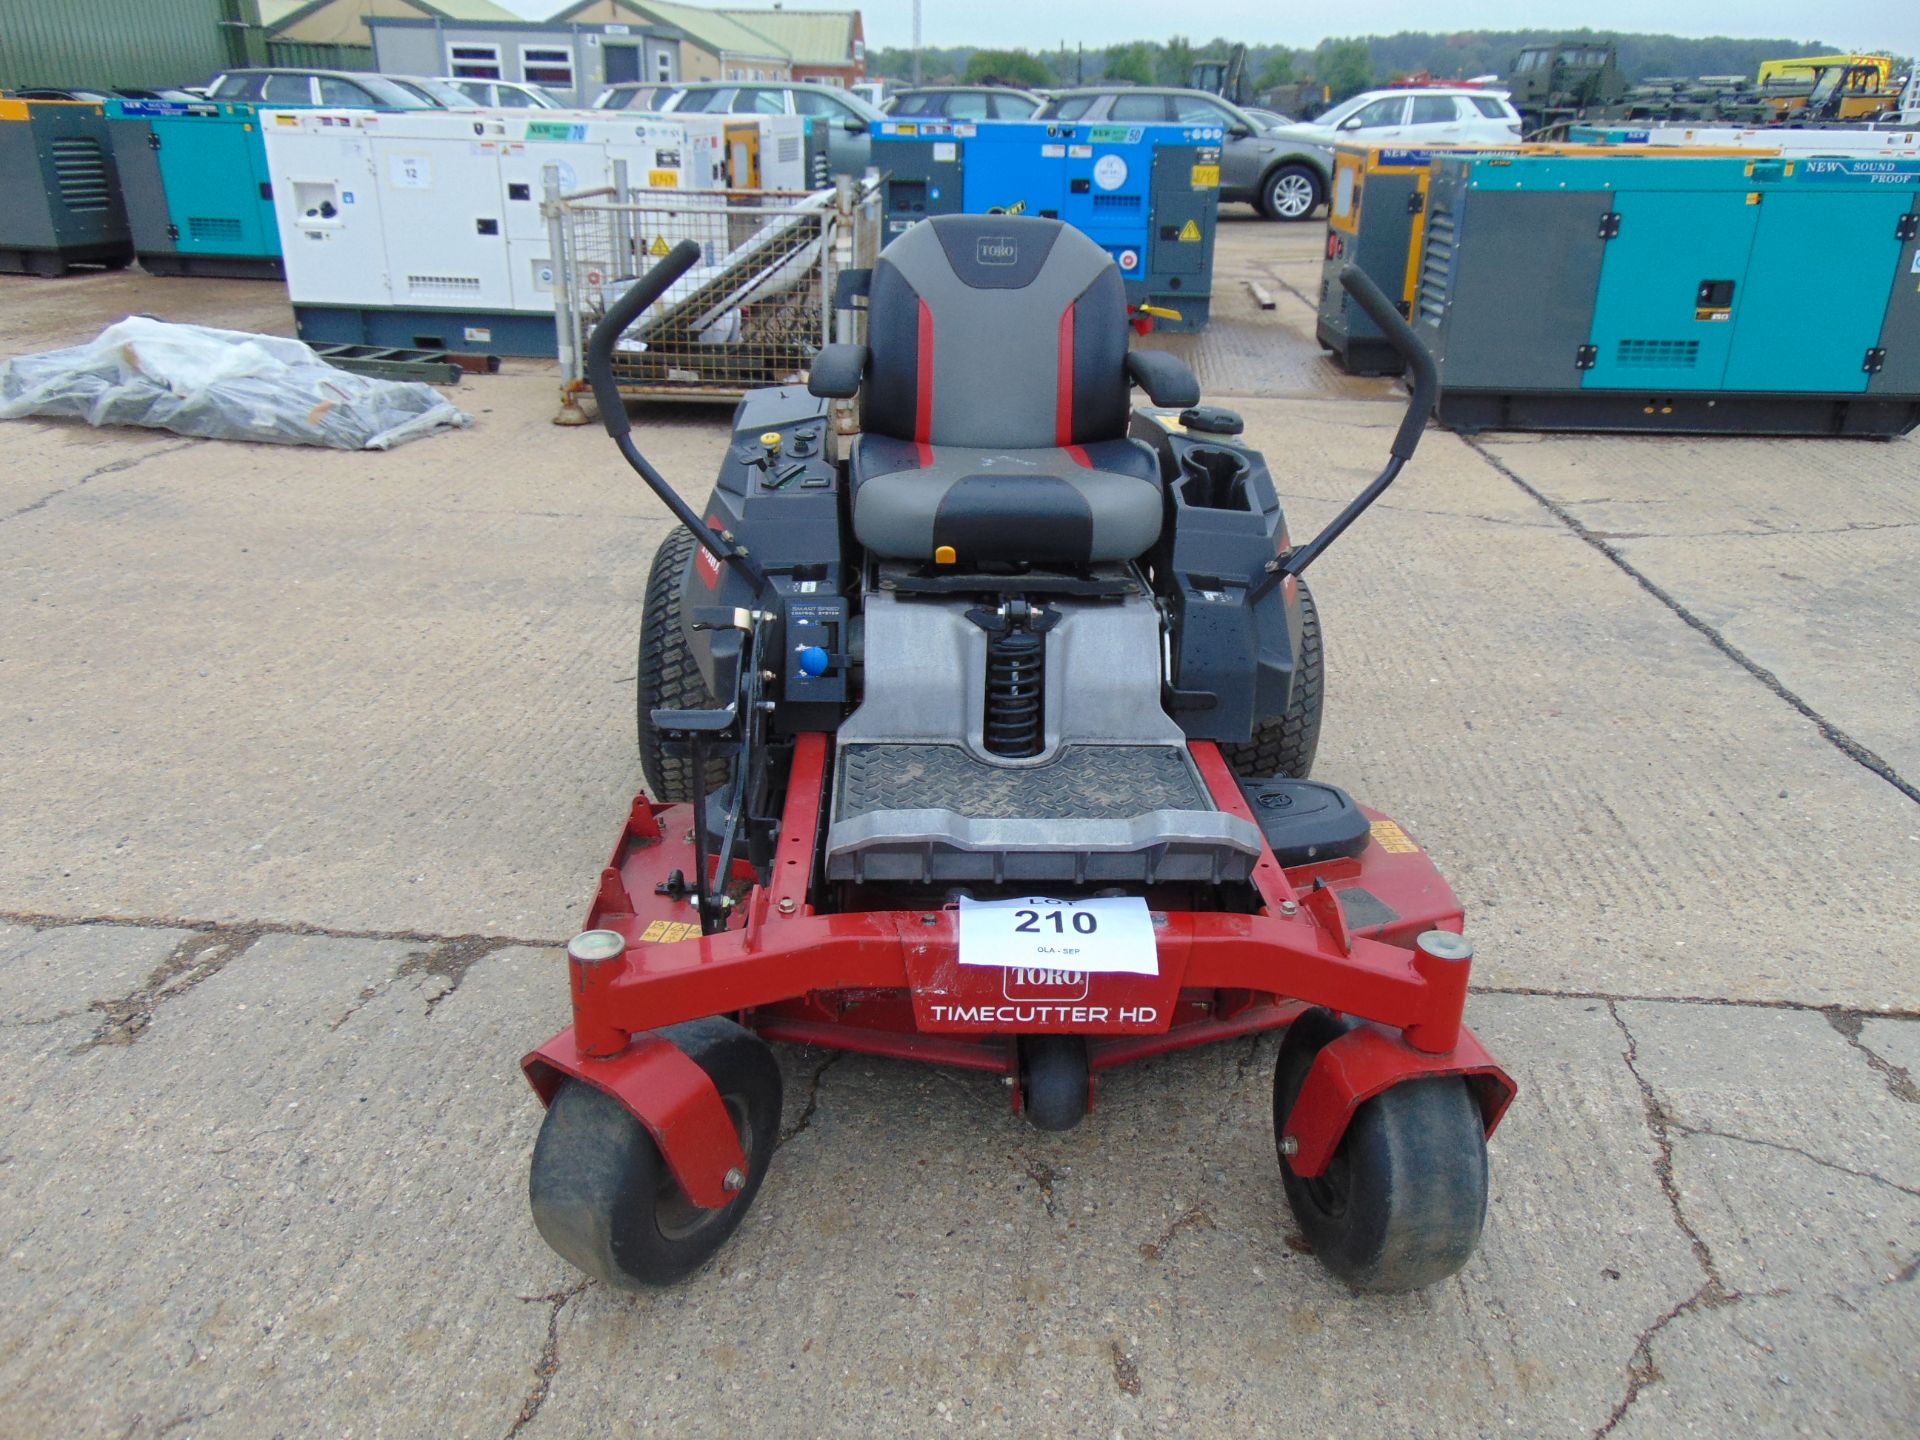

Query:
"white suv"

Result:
[[1292, 88, 1523, 145]]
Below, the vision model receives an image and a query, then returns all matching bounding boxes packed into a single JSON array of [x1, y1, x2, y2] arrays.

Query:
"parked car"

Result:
[[444, 78, 564, 109], [1241, 106, 1296, 130], [883, 86, 1042, 120], [10, 85, 205, 103], [1283, 87, 1524, 145], [387, 75, 484, 109], [592, 83, 680, 113], [595, 80, 887, 176], [1035, 86, 1333, 220], [204, 69, 437, 108]]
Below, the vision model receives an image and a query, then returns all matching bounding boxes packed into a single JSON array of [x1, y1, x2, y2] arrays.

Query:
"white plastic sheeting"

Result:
[[0, 318, 470, 450]]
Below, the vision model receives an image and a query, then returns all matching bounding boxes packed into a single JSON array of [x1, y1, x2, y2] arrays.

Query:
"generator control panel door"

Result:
[[1722, 190, 1919, 395], [1582, 189, 1759, 391], [1869, 196, 1920, 397], [155, 115, 275, 258], [368, 136, 512, 311]]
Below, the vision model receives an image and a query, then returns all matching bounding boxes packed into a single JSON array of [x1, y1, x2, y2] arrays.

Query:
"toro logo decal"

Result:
[[976, 235, 1018, 266], [697, 517, 725, 588], [1003, 967, 1088, 1001]]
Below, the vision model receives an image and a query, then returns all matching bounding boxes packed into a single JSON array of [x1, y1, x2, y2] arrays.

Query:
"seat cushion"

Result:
[[852, 434, 1163, 565]]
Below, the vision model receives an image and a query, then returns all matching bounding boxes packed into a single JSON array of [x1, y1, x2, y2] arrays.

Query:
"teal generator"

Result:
[[106, 100, 284, 279], [872, 119, 1224, 331], [1417, 153, 1920, 436]]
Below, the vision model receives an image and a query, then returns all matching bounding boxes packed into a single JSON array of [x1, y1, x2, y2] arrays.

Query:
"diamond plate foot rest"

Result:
[[824, 743, 1262, 886]]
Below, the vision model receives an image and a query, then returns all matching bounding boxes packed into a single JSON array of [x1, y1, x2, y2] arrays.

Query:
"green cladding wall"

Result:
[[0, 0, 254, 91]]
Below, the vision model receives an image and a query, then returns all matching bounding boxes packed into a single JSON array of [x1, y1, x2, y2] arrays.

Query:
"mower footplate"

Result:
[[826, 741, 1261, 886]]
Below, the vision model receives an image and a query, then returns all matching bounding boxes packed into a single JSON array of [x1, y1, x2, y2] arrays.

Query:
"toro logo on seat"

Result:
[[976, 236, 1018, 266], [1003, 967, 1088, 1001]]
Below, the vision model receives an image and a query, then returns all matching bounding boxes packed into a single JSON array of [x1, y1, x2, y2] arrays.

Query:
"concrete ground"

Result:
[[0, 212, 1914, 1439]]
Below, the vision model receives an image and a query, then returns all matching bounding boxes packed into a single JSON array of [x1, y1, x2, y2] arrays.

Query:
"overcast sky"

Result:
[[497, 2, 1917, 62]]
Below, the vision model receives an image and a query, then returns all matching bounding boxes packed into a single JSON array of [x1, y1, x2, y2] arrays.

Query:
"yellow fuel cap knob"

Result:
[[759, 430, 782, 453]]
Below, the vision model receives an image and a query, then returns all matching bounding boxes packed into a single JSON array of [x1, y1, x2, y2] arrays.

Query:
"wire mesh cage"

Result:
[[547, 176, 880, 406]]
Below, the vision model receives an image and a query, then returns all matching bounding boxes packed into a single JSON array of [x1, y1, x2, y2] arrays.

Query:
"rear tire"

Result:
[[529, 1018, 782, 1288], [1220, 579, 1323, 779], [1259, 164, 1324, 222], [637, 528, 730, 803], [1272, 1009, 1489, 1292]]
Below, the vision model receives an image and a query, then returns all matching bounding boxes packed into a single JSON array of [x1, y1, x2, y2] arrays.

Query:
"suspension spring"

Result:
[[984, 623, 1045, 758]]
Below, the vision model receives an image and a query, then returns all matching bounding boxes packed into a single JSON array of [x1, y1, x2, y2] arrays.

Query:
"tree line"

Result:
[[869, 30, 1871, 100]]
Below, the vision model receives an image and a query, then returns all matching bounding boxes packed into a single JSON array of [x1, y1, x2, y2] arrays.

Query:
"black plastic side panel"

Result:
[[679, 386, 851, 731], [1131, 415, 1295, 743]]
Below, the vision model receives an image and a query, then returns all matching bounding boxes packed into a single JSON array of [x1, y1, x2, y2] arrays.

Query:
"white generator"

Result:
[[262, 108, 693, 354]]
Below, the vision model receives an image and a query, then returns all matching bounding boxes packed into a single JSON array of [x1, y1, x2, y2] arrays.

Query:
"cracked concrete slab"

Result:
[[1613, 1003, 1917, 1187], [1609, 1284, 1918, 1439], [1475, 430, 1920, 791], [0, 928, 567, 1439]]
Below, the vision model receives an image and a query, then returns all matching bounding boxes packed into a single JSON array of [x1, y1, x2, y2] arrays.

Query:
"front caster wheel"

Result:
[[529, 1017, 782, 1288], [1272, 1009, 1488, 1292], [1018, 1035, 1090, 1131]]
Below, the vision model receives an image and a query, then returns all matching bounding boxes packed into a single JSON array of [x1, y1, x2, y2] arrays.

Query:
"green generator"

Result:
[[1418, 153, 1920, 435], [0, 99, 132, 276], [105, 99, 284, 279]]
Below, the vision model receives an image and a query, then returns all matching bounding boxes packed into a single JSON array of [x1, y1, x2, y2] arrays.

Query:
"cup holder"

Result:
[[1176, 446, 1253, 512]]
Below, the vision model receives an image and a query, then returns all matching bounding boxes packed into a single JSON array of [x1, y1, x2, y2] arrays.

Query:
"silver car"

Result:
[[594, 80, 886, 177], [1035, 87, 1333, 220]]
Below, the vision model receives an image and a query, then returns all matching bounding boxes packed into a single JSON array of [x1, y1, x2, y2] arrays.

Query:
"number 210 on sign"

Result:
[[956, 895, 1159, 976]]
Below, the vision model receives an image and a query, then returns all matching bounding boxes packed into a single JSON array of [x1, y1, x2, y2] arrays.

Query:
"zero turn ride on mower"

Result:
[[521, 214, 1516, 1293]]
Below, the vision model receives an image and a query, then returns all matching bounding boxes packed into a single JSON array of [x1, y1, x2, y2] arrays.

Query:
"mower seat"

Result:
[[850, 434, 1162, 566], [815, 214, 1189, 567]]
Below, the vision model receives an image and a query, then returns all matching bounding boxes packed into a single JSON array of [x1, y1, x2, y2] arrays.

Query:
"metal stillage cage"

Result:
[[544, 167, 882, 415]]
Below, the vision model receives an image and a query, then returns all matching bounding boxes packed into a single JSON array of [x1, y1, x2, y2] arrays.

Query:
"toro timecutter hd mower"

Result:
[[521, 214, 1516, 1293]]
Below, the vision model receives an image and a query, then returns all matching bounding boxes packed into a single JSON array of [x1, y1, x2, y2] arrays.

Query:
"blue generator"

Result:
[[1418, 152, 1920, 435], [872, 119, 1223, 331], [106, 100, 284, 279]]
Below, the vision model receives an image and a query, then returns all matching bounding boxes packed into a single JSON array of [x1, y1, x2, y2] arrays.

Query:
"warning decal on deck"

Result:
[[1177, 218, 1202, 242], [1369, 819, 1419, 854], [1191, 163, 1220, 188], [638, 919, 700, 944]]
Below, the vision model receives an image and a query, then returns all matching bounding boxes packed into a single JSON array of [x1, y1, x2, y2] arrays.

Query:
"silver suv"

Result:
[[1035, 87, 1333, 220], [594, 80, 886, 176]]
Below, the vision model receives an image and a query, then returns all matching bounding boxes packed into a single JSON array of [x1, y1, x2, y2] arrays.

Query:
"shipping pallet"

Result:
[[310, 343, 501, 386]]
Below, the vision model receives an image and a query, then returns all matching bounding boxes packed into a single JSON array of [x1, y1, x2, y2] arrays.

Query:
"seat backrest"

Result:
[[861, 214, 1130, 451]]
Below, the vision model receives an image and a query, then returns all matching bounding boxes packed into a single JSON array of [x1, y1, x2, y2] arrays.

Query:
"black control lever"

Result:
[[585, 240, 768, 592], [1281, 266, 1439, 578]]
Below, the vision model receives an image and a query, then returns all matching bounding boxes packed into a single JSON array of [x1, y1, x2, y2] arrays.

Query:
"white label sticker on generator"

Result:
[[1093, 153, 1128, 190], [933, 141, 957, 161], [957, 896, 1158, 976], [1912, 250, 1920, 273], [389, 153, 432, 189]]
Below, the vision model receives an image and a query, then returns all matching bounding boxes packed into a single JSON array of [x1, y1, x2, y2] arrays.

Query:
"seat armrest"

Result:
[[1125, 350, 1201, 408], [807, 343, 869, 399]]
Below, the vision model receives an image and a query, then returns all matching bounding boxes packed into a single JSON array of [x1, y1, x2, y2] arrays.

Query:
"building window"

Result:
[[655, 50, 672, 82], [853, 40, 864, 61], [520, 45, 574, 88], [448, 44, 502, 80]]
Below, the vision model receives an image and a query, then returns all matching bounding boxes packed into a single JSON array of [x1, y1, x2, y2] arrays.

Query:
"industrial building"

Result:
[[367, 12, 680, 104]]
